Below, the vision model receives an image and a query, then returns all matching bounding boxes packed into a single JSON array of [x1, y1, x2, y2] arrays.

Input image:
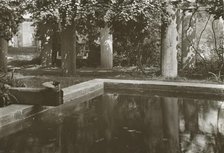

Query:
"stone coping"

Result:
[[1, 78, 224, 137], [0, 79, 104, 137], [98, 79, 224, 89], [100, 79, 224, 98]]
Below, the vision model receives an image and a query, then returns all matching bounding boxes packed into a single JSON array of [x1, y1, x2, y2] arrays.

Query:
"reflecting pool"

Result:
[[0, 93, 224, 153]]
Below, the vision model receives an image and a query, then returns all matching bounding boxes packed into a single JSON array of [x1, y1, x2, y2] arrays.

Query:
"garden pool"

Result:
[[0, 92, 224, 153]]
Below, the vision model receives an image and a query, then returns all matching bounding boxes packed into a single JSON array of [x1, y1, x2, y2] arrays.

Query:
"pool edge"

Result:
[[0, 78, 224, 136]]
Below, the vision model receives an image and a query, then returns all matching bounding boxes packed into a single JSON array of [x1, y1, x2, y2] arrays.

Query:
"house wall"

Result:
[[9, 20, 36, 48]]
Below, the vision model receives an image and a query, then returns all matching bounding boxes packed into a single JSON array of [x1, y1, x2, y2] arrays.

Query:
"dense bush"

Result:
[[0, 72, 25, 107]]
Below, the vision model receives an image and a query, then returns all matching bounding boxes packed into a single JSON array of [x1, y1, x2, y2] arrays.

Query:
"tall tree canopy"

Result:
[[0, 0, 25, 40], [27, 0, 162, 73], [8, 0, 222, 76], [0, 0, 26, 72]]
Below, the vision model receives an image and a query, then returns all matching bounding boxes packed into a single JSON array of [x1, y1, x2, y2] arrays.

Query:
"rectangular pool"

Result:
[[0, 91, 224, 153]]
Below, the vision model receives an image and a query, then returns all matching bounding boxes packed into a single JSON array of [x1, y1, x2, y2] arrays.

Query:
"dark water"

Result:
[[0, 93, 224, 153]]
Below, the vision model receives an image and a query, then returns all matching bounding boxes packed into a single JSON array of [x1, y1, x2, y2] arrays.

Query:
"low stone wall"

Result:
[[62, 79, 104, 103], [0, 105, 49, 139], [101, 79, 224, 100], [0, 79, 104, 137]]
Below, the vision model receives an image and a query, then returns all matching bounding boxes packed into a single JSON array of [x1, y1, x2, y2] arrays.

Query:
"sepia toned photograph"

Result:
[[0, 0, 224, 153]]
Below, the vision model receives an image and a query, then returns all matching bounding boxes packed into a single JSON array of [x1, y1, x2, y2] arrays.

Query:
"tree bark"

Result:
[[52, 31, 60, 67], [161, 2, 179, 77], [40, 36, 53, 67], [100, 26, 113, 69], [61, 24, 76, 76], [161, 97, 180, 153], [39, 24, 53, 67], [0, 37, 8, 73]]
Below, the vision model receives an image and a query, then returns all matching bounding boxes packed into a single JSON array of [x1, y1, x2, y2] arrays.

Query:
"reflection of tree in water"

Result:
[[116, 95, 164, 153], [60, 99, 104, 153], [1, 94, 224, 153], [65, 94, 180, 153], [180, 98, 224, 153], [111, 94, 179, 153], [0, 122, 60, 153]]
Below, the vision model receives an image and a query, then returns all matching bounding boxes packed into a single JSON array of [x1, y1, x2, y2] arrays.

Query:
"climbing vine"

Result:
[[182, 0, 224, 80]]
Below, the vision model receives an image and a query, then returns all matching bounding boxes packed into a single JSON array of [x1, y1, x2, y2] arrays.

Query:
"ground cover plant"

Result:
[[0, 71, 25, 107]]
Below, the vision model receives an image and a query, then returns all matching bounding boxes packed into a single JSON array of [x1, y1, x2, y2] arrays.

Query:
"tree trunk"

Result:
[[39, 24, 53, 67], [61, 24, 76, 76], [161, 97, 179, 153], [0, 38, 8, 73], [161, 2, 179, 77], [100, 26, 113, 69], [40, 36, 53, 67], [52, 31, 60, 66]]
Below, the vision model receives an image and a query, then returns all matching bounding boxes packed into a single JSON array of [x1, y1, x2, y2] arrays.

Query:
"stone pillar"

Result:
[[161, 3, 179, 77], [100, 26, 113, 69]]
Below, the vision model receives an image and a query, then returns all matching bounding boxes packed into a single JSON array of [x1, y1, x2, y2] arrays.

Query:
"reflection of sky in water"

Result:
[[199, 106, 218, 133], [0, 93, 224, 153]]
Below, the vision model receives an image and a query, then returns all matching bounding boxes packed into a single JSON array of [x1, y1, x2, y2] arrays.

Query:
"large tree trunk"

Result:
[[0, 38, 8, 73], [61, 24, 76, 76], [161, 2, 179, 77], [100, 26, 113, 69], [161, 97, 179, 153]]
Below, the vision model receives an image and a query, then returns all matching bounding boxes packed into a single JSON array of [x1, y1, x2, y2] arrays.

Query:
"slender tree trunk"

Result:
[[40, 36, 53, 67], [100, 26, 113, 69], [161, 97, 180, 153], [61, 24, 76, 76], [52, 31, 60, 66], [39, 24, 53, 67], [161, 2, 179, 77], [0, 37, 8, 73]]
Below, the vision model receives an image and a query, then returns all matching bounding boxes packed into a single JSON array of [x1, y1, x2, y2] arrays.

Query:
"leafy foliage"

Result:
[[25, 0, 224, 76], [0, 0, 25, 40], [27, 0, 162, 69], [76, 0, 162, 68], [0, 71, 25, 107], [198, 0, 224, 19]]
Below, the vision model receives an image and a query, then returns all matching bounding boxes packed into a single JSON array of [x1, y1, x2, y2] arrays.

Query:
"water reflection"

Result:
[[0, 93, 224, 153]]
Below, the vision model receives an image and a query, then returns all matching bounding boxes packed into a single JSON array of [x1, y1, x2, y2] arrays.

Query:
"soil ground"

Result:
[[6, 49, 224, 88]]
